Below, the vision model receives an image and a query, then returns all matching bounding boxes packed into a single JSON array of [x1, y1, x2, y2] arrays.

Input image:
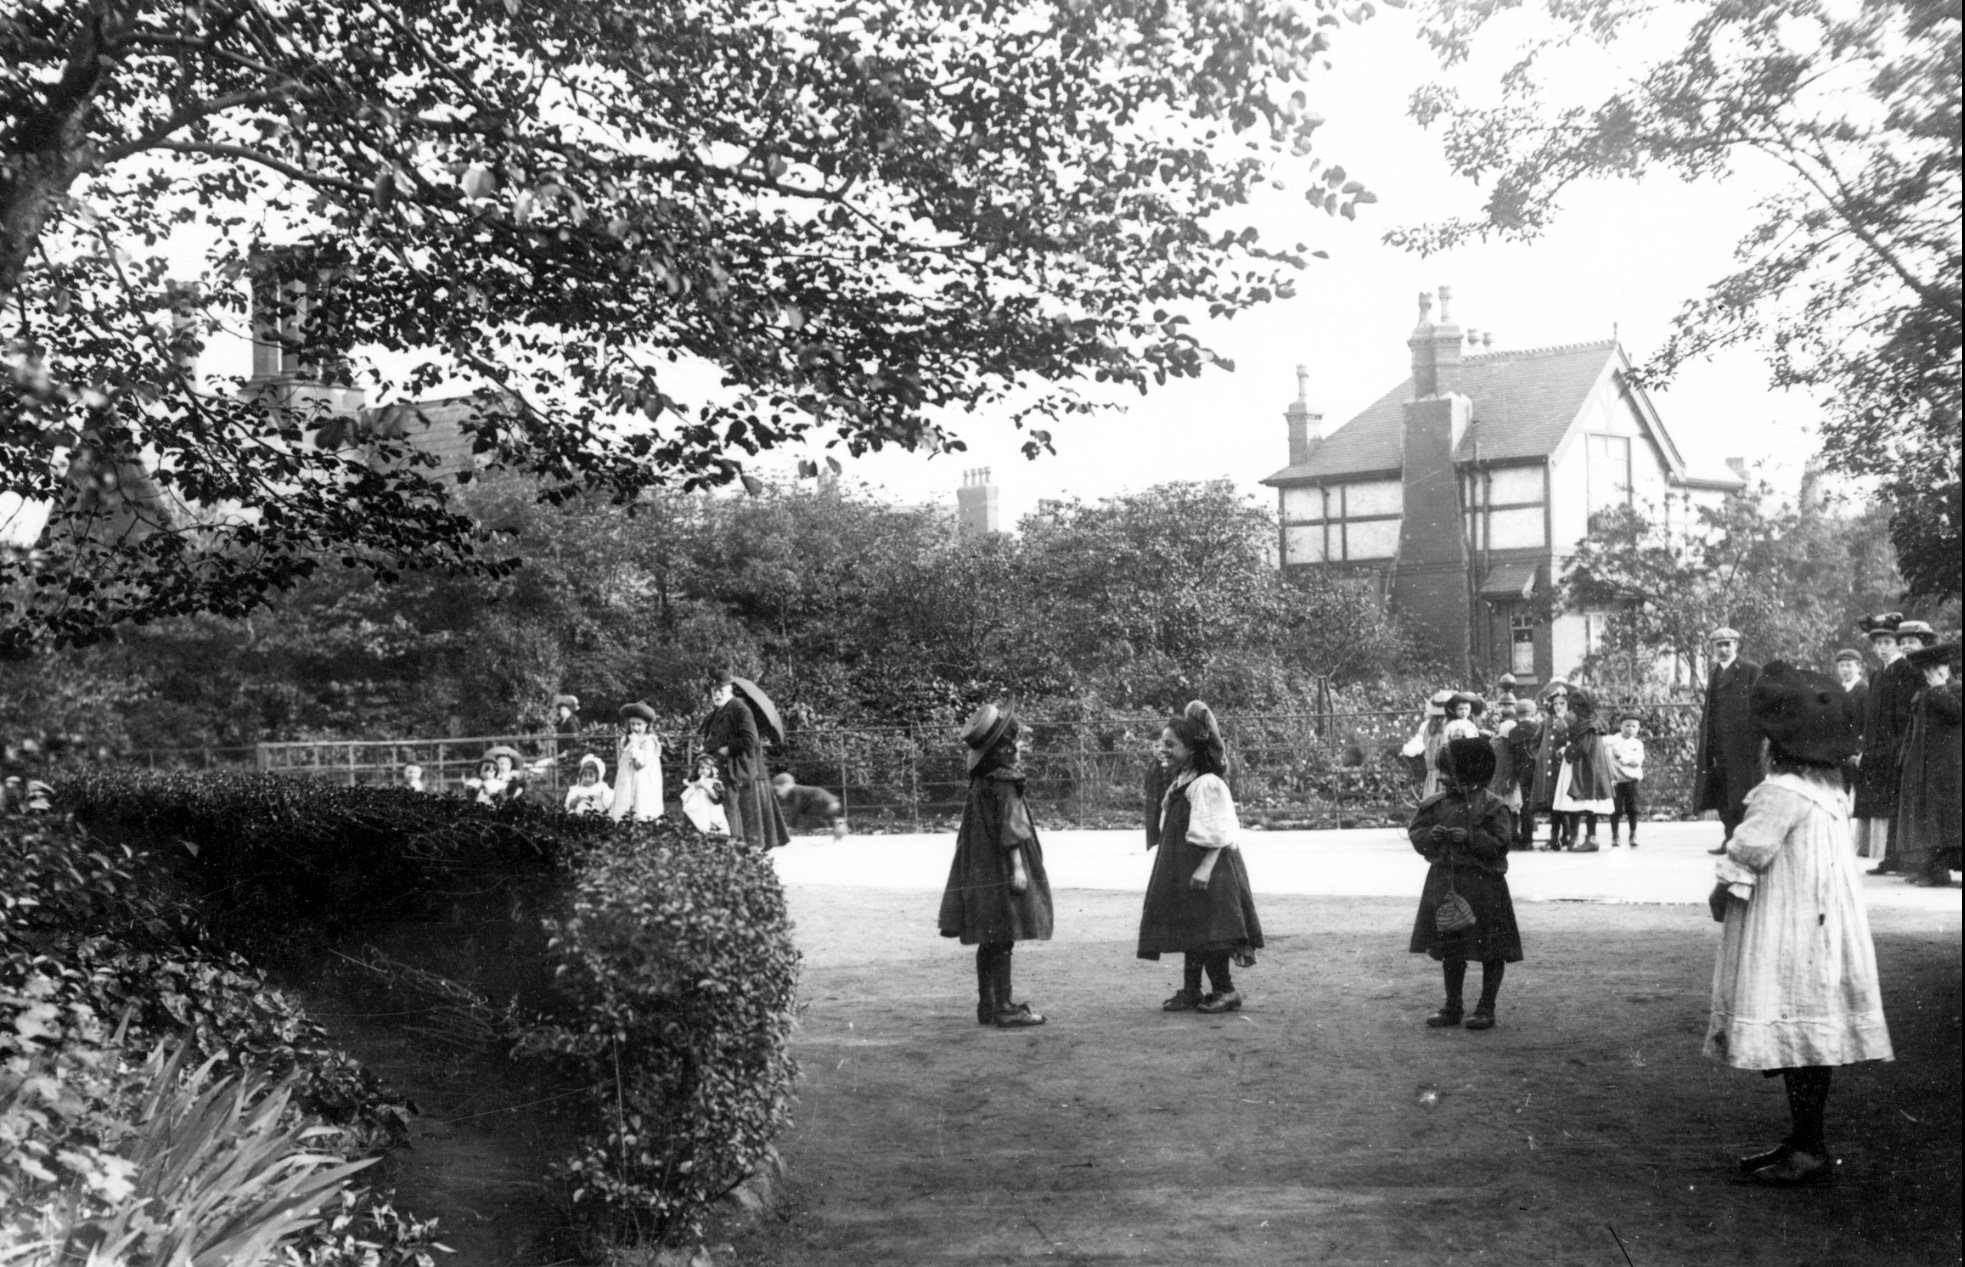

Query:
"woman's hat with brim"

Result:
[[959, 704, 1017, 772], [1906, 642, 1959, 669], [1447, 691, 1487, 717], [1859, 611, 1904, 639], [484, 745, 522, 762], [554, 694, 580, 711], [1426, 688, 1453, 716], [1894, 620, 1936, 643], [1750, 660, 1860, 766], [1436, 736, 1497, 786], [619, 701, 658, 725]]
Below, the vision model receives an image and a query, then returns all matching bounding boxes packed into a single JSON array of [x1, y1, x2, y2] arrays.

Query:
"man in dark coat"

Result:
[[1693, 627, 1763, 853], [1833, 649, 1867, 794]]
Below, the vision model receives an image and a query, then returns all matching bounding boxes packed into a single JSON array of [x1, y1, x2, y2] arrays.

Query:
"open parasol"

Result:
[[729, 675, 786, 746]]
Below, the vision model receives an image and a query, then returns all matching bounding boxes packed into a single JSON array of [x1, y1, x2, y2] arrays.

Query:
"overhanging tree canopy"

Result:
[[1395, 0, 1962, 601], [1, 0, 1372, 649]]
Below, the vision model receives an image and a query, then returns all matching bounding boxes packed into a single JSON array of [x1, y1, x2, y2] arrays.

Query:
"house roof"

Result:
[[374, 391, 517, 477], [1261, 340, 1741, 489]]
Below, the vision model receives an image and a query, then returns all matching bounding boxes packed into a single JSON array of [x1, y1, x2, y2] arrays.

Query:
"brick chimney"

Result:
[[1284, 363, 1322, 466], [1392, 287, 1473, 677], [1407, 285, 1465, 398]]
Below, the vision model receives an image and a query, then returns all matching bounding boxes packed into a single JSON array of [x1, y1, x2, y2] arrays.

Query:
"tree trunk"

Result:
[[0, 15, 109, 305]]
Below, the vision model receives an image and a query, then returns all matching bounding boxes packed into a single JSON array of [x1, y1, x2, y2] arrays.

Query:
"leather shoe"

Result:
[[1867, 863, 1896, 875], [1196, 990, 1243, 1014], [1161, 989, 1201, 1012], [993, 1002, 1046, 1028], [1745, 1150, 1829, 1186], [1738, 1142, 1791, 1174], [1572, 839, 1600, 853], [1425, 1008, 1463, 1028], [1707, 845, 1727, 854], [1465, 1008, 1496, 1030]]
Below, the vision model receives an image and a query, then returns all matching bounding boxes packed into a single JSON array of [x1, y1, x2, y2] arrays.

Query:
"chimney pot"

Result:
[[1437, 285, 1453, 324]]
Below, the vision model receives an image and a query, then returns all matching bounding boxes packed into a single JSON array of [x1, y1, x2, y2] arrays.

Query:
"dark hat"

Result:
[[1906, 642, 1959, 669], [959, 704, 1017, 772], [1894, 620, 1936, 643], [1168, 700, 1227, 772], [1435, 736, 1497, 786], [1617, 711, 1642, 725], [1566, 688, 1598, 718], [1447, 691, 1487, 716], [1859, 611, 1904, 638], [1832, 648, 1863, 665], [1750, 661, 1860, 767], [619, 701, 657, 725], [1497, 673, 1519, 688]]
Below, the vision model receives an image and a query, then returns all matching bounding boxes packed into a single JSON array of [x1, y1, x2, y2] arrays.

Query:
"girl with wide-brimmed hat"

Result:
[[609, 702, 664, 822], [1706, 661, 1893, 1186], [938, 705, 1053, 1028], [1401, 689, 1456, 798], [1408, 737, 1523, 1030], [1139, 701, 1264, 1015]]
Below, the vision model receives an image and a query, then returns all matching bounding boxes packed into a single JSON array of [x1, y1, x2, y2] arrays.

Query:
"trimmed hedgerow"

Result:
[[518, 819, 800, 1246]]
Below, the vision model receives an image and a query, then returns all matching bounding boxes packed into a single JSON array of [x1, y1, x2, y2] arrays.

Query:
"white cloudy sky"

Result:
[[789, 9, 1825, 524]]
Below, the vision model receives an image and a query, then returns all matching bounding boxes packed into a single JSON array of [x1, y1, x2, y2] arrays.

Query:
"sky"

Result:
[[771, 10, 1827, 525]]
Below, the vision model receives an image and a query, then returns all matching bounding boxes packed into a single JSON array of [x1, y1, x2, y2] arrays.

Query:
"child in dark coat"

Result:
[[938, 705, 1053, 1028], [1409, 737, 1525, 1030]]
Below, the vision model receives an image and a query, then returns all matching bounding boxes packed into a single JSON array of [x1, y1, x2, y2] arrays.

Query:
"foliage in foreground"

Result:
[[0, 812, 445, 1265], [52, 770, 804, 1251], [521, 822, 800, 1246]]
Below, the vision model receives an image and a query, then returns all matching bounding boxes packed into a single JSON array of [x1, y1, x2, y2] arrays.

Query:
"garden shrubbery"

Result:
[[38, 771, 804, 1254], [0, 811, 444, 1264]]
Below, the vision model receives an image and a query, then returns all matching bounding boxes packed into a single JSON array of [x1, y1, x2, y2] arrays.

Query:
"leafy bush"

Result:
[[1, 813, 444, 1265], [519, 820, 799, 1246]]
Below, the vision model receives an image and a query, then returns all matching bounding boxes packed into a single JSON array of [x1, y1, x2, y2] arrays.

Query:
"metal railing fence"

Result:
[[123, 703, 1707, 829]]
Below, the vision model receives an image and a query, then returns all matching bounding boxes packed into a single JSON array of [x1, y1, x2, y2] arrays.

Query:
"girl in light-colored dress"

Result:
[[609, 702, 665, 822], [680, 755, 730, 835], [564, 753, 613, 817], [1706, 661, 1892, 1187]]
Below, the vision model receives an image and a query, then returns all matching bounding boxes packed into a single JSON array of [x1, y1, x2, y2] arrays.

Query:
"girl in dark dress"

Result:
[[938, 705, 1052, 1028], [1139, 701, 1264, 1015], [1409, 737, 1524, 1030], [701, 675, 790, 849]]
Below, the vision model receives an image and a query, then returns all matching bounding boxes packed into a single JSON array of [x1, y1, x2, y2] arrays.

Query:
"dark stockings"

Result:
[[1781, 1067, 1833, 1156], [975, 943, 1013, 1016], [1442, 958, 1506, 1012], [1183, 951, 1235, 997], [1577, 810, 1597, 840]]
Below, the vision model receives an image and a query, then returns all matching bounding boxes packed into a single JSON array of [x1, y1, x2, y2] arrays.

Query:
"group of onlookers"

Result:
[[1403, 676, 1647, 853], [426, 681, 847, 850], [1695, 614, 1958, 887]]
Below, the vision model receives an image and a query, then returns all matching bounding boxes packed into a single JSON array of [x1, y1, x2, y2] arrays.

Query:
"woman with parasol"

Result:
[[701, 672, 791, 849]]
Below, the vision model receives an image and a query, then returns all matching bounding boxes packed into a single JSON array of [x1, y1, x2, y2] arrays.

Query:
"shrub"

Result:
[[519, 820, 800, 1246]]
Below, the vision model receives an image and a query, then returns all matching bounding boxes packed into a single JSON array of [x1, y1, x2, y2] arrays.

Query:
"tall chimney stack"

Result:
[[1284, 363, 1323, 466]]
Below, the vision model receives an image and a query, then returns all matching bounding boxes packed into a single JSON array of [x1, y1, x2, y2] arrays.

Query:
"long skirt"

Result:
[[1551, 763, 1612, 815], [1409, 863, 1524, 963]]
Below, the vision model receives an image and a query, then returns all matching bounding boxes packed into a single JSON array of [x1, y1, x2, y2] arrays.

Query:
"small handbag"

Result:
[[1434, 808, 1478, 935]]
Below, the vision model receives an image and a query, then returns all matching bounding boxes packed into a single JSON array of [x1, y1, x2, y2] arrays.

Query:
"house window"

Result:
[[1586, 434, 1632, 516], [1510, 612, 1536, 676], [1280, 480, 1402, 563]]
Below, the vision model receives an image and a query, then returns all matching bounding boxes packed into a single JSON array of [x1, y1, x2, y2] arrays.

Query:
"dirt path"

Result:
[[733, 888, 1961, 1266]]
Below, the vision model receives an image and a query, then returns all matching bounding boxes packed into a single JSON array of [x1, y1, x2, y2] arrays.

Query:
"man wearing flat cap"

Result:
[[1693, 627, 1762, 853]]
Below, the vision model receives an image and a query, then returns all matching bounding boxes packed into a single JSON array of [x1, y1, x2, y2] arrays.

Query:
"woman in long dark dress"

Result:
[[1138, 701, 1264, 1015], [938, 705, 1053, 1028], [1895, 643, 1960, 887], [1409, 737, 1524, 1030], [701, 675, 790, 849]]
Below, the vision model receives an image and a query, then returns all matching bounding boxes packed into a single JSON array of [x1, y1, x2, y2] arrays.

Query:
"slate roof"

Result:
[[375, 391, 516, 479], [1264, 340, 1633, 485]]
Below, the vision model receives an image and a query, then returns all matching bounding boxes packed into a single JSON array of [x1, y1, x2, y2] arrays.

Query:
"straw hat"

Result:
[[619, 701, 657, 725], [959, 704, 1018, 772]]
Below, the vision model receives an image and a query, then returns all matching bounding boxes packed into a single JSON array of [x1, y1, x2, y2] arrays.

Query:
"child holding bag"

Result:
[[1409, 737, 1523, 1030]]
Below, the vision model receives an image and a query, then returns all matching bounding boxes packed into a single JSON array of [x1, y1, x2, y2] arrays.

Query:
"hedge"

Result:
[[49, 771, 802, 1251]]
